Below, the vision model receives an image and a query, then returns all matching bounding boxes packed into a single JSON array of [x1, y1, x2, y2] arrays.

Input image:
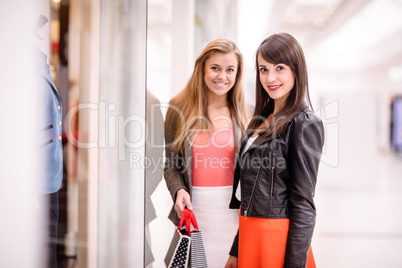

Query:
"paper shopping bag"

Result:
[[165, 209, 208, 268], [189, 230, 207, 268], [165, 209, 192, 268], [186, 209, 207, 268], [165, 228, 191, 268]]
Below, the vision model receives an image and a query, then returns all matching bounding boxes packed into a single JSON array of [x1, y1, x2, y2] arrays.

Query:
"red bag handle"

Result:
[[177, 209, 190, 232], [177, 208, 200, 234], [188, 209, 199, 231]]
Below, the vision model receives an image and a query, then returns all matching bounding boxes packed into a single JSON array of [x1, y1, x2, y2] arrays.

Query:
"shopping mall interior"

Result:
[[1, 0, 402, 267]]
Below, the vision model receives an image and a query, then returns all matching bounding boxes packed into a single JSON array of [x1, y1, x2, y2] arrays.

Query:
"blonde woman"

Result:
[[164, 39, 250, 267]]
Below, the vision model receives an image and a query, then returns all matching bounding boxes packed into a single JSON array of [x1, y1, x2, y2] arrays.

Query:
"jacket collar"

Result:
[[36, 49, 61, 99], [240, 105, 310, 153], [239, 131, 279, 156]]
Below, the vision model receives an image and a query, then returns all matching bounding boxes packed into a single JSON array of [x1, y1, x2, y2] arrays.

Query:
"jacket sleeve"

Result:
[[284, 113, 324, 268], [229, 229, 239, 257], [164, 107, 188, 202]]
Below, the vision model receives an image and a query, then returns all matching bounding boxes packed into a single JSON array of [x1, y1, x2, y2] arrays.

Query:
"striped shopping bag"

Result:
[[189, 230, 207, 268]]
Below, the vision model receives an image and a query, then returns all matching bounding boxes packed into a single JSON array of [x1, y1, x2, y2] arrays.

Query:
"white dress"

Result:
[[191, 128, 239, 268]]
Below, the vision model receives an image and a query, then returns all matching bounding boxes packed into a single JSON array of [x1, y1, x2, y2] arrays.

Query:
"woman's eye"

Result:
[[259, 68, 267, 73], [211, 66, 219, 71], [277, 65, 285, 71], [227, 68, 235, 72]]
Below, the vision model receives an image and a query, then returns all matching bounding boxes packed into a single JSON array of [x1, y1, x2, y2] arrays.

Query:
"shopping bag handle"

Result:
[[187, 209, 199, 231], [177, 208, 200, 233], [177, 208, 191, 233]]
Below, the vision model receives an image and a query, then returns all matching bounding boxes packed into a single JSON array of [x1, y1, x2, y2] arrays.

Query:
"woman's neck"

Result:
[[207, 92, 228, 110], [273, 99, 285, 116], [207, 93, 231, 130]]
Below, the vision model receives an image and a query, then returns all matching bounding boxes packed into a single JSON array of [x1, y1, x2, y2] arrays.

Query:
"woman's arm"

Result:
[[228, 229, 239, 258], [285, 112, 324, 267], [225, 255, 238, 268], [164, 107, 192, 217], [174, 188, 192, 218]]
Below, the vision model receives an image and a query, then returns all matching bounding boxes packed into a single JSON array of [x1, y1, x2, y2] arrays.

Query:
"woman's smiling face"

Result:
[[204, 51, 238, 99], [257, 53, 295, 110]]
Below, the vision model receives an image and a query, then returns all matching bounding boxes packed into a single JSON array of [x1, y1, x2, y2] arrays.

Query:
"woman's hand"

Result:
[[225, 256, 238, 268], [175, 188, 192, 218]]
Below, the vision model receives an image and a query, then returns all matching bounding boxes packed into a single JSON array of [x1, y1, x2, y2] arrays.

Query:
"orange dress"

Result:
[[237, 135, 316, 267], [238, 215, 316, 268]]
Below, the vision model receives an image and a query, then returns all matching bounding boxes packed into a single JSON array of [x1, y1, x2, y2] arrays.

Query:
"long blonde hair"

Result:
[[166, 39, 249, 154]]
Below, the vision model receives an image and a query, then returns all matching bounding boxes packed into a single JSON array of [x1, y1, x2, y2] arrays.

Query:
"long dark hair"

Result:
[[247, 32, 313, 136]]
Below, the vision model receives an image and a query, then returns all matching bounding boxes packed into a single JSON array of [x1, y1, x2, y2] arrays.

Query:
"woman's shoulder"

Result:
[[293, 107, 322, 125], [283, 107, 323, 138]]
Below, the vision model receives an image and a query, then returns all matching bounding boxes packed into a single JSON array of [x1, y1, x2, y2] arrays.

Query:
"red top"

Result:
[[192, 127, 235, 187]]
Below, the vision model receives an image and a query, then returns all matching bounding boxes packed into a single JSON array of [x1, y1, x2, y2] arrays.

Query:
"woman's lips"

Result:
[[268, 85, 281, 91], [214, 81, 227, 87]]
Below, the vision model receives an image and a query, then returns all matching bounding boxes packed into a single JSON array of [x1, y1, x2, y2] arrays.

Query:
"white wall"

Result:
[[0, 1, 44, 267]]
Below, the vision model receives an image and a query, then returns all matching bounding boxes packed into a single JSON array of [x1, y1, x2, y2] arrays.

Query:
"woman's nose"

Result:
[[266, 72, 275, 83], [217, 71, 225, 79]]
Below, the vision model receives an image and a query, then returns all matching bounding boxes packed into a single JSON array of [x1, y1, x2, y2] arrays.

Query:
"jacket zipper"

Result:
[[270, 166, 275, 196], [244, 147, 267, 219]]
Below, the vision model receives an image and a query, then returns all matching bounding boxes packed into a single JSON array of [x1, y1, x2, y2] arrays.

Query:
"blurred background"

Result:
[[1, 0, 402, 267]]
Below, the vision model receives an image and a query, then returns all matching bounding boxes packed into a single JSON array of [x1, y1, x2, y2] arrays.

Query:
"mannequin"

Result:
[[35, 14, 63, 268]]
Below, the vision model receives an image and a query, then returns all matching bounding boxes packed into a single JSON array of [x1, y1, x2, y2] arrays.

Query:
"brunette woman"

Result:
[[225, 33, 324, 268]]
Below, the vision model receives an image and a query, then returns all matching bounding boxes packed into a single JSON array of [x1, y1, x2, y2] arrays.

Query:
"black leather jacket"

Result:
[[229, 108, 324, 268]]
